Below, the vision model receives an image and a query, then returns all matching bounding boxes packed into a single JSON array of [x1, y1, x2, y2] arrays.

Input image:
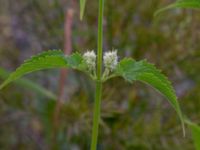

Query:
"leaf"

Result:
[[0, 50, 84, 89], [155, 0, 200, 16], [0, 67, 57, 99], [185, 120, 200, 150], [80, 0, 86, 20], [115, 58, 185, 134]]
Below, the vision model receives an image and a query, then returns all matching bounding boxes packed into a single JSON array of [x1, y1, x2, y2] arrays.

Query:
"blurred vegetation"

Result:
[[0, 0, 199, 149]]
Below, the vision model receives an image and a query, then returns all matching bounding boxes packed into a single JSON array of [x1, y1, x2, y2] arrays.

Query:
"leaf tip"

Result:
[[80, 0, 86, 21], [0, 82, 6, 90]]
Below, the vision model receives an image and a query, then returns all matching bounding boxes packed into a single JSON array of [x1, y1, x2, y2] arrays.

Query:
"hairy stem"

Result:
[[90, 0, 104, 150]]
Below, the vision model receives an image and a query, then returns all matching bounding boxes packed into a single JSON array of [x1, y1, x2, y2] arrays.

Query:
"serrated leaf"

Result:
[[80, 0, 86, 20], [66, 52, 84, 68], [24, 50, 64, 63], [155, 0, 200, 16], [0, 50, 84, 89], [115, 58, 185, 134], [185, 120, 200, 150]]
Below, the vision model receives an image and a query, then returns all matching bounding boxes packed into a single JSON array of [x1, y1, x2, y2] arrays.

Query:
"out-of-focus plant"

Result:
[[0, 0, 185, 150], [185, 120, 200, 150], [155, 1, 200, 149], [155, 0, 200, 16], [80, 0, 87, 20], [0, 67, 56, 100]]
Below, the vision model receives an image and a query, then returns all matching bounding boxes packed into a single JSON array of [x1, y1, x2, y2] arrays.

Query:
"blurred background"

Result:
[[0, 0, 199, 149]]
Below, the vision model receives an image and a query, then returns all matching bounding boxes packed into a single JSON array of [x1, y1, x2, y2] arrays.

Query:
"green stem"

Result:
[[90, 81, 102, 150], [90, 0, 104, 150]]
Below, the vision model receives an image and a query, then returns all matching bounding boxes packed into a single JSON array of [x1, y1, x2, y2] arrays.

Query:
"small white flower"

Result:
[[103, 50, 118, 71], [83, 50, 96, 71]]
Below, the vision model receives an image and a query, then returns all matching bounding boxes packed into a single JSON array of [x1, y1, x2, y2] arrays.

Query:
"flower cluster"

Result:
[[103, 50, 118, 71], [83, 50, 96, 71], [83, 50, 118, 77]]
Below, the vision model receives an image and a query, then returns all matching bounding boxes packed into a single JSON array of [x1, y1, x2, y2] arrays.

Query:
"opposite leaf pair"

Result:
[[0, 50, 185, 135]]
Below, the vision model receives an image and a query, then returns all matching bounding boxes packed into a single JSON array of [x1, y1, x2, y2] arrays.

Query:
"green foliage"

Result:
[[114, 58, 184, 133], [0, 0, 189, 149], [185, 120, 200, 150], [0, 50, 185, 136], [0, 67, 56, 99], [0, 50, 85, 90], [155, 0, 200, 16], [80, 0, 87, 20]]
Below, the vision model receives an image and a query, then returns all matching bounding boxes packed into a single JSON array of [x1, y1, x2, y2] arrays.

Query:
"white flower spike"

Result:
[[83, 50, 96, 71], [103, 50, 118, 71]]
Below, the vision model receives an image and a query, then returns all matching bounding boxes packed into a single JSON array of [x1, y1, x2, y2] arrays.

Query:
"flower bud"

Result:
[[103, 50, 118, 71], [83, 51, 96, 71]]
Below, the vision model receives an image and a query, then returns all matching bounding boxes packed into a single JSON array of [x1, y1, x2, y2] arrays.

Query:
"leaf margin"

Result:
[[114, 58, 185, 135], [0, 50, 85, 90]]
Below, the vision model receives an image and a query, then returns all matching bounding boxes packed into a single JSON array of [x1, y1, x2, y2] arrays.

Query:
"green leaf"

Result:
[[0, 67, 57, 100], [155, 0, 200, 16], [185, 120, 200, 150], [0, 50, 84, 89], [115, 58, 185, 134], [80, 0, 86, 20]]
